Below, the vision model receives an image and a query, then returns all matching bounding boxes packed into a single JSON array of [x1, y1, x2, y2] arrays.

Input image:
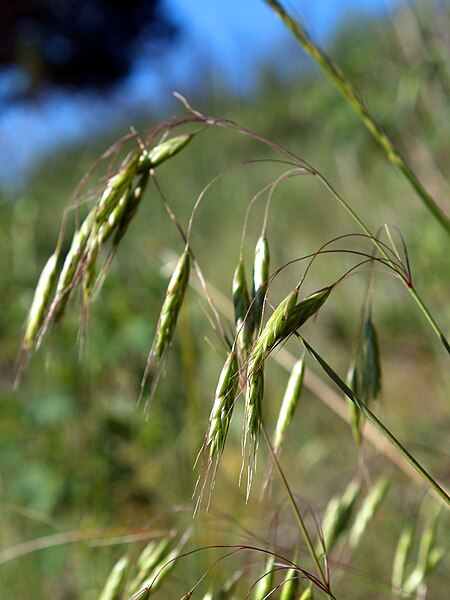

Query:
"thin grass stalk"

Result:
[[316, 174, 449, 354], [260, 425, 333, 598], [300, 337, 450, 509], [264, 0, 450, 235]]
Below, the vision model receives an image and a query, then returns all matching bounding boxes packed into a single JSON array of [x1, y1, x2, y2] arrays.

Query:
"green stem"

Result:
[[261, 426, 336, 599], [264, 0, 450, 235], [300, 337, 450, 509]]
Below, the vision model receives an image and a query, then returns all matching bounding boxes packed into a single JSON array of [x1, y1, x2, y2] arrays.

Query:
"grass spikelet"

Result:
[[273, 355, 305, 454], [95, 151, 141, 224], [249, 286, 331, 377], [51, 207, 97, 320], [249, 287, 299, 374], [252, 234, 270, 334], [233, 258, 252, 358], [345, 363, 362, 445], [392, 524, 415, 594], [253, 553, 275, 600], [111, 171, 150, 250], [348, 475, 390, 548], [279, 565, 299, 600], [360, 317, 381, 402], [139, 248, 190, 412], [320, 479, 360, 554], [131, 529, 191, 595], [127, 535, 174, 596], [146, 133, 193, 168], [299, 587, 314, 600], [22, 251, 59, 353], [207, 350, 239, 459], [99, 554, 129, 600], [244, 363, 264, 491], [402, 511, 443, 596]]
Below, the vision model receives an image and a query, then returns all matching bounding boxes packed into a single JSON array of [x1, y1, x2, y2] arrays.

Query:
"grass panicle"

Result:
[[252, 233, 270, 334], [348, 476, 390, 548], [320, 479, 360, 554], [232, 258, 252, 359], [273, 355, 305, 454], [140, 248, 190, 412], [99, 554, 129, 600], [207, 350, 239, 459]]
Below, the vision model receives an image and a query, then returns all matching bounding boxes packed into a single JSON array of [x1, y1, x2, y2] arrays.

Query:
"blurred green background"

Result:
[[0, 2, 449, 598]]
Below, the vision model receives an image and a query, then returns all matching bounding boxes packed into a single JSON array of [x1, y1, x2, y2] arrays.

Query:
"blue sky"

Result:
[[0, 0, 393, 189]]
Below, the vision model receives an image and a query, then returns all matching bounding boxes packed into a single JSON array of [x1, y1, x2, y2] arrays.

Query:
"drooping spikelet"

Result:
[[232, 258, 252, 359], [320, 479, 360, 554], [99, 554, 130, 600], [22, 251, 59, 353], [279, 564, 299, 600], [252, 233, 270, 334], [140, 248, 190, 411], [273, 355, 305, 455], [145, 133, 193, 168], [207, 350, 239, 459], [348, 475, 390, 548]]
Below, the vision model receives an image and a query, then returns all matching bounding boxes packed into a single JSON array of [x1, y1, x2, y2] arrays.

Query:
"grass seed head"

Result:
[[321, 479, 360, 554], [146, 133, 193, 168], [140, 249, 190, 410], [252, 234, 270, 334], [95, 151, 141, 223], [99, 554, 129, 600], [22, 251, 59, 352], [273, 355, 305, 454], [392, 524, 415, 592], [233, 258, 252, 358], [349, 475, 390, 548], [244, 363, 264, 466], [279, 287, 332, 339], [207, 350, 239, 459]]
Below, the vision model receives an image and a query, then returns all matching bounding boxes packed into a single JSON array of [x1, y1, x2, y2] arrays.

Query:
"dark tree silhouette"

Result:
[[0, 0, 177, 98]]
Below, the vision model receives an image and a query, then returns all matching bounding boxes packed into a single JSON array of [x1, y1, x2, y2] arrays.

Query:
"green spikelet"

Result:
[[233, 258, 252, 358], [273, 356, 305, 454], [99, 554, 129, 600], [145, 133, 193, 168], [22, 251, 59, 352], [320, 479, 360, 554], [207, 350, 239, 459], [349, 475, 390, 548], [252, 234, 270, 334], [140, 248, 190, 411]]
